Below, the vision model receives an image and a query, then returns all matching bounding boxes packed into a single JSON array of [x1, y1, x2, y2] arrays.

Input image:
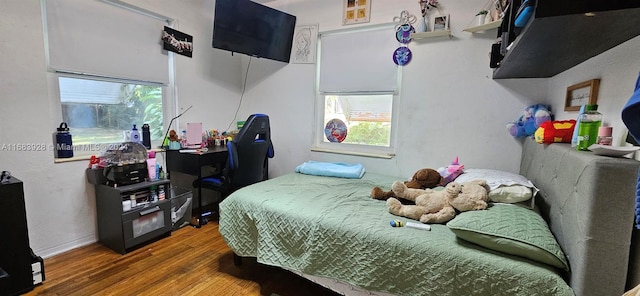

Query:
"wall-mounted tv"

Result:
[[212, 0, 297, 63]]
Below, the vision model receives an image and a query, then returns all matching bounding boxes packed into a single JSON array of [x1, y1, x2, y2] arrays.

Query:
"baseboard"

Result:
[[33, 235, 97, 259]]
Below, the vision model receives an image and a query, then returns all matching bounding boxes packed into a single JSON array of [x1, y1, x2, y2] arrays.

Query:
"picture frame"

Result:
[[564, 79, 600, 111], [343, 0, 371, 25], [162, 26, 193, 58], [432, 14, 450, 31], [290, 24, 318, 64]]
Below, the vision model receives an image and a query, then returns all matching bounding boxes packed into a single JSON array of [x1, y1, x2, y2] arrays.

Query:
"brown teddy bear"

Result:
[[168, 129, 180, 142], [371, 168, 443, 200], [386, 179, 489, 224]]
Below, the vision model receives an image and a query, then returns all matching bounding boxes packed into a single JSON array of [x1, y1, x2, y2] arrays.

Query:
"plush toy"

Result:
[[386, 179, 489, 224], [507, 104, 552, 138], [534, 120, 576, 144], [437, 156, 464, 185], [371, 168, 443, 200], [168, 129, 180, 142]]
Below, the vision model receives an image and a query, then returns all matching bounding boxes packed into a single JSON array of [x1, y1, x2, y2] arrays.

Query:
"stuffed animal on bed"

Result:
[[386, 179, 489, 224], [437, 156, 464, 185], [371, 168, 443, 200], [507, 104, 552, 138]]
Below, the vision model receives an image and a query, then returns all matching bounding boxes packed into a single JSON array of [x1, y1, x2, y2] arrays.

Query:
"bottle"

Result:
[[571, 105, 587, 147], [54, 122, 73, 158], [597, 126, 613, 146], [142, 123, 151, 149], [130, 194, 137, 207], [158, 166, 165, 179], [130, 124, 141, 143], [150, 185, 158, 202], [146, 154, 156, 181], [181, 130, 187, 148], [158, 185, 165, 200], [576, 104, 602, 151]]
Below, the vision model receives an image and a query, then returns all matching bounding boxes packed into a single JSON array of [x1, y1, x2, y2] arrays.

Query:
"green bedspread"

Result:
[[219, 172, 573, 296]]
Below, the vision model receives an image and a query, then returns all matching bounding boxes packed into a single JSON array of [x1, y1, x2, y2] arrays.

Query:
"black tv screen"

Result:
[[212, 0, 297, 63]]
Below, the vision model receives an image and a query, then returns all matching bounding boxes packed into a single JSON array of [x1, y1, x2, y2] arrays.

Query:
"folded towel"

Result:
[[295, 161, 365, 179], [621, 71, 640, 229]]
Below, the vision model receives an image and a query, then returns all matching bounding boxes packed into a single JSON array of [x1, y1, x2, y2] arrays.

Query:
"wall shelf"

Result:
[[411, 30, 452, 40], [493, 2, 640, 79], [463, 20, 502, 33]]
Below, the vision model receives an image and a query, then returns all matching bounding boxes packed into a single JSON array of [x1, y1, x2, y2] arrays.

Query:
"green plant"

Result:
[[345, 122, 390, 146]]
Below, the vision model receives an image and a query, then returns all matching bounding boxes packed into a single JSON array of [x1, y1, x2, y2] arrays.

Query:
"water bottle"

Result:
[[54, 122, 73, 158], [576, 104, 602, 151], [142, 124, 151, 149], [571, 104, 587, 147], [130, 124, 141, 144]]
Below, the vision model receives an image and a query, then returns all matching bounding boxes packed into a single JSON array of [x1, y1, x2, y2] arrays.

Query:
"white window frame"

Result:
[[312, 25, 401, 159], [42, 0, 177, 161]]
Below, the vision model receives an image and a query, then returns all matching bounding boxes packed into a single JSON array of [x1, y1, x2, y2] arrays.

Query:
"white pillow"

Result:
[[454, 169, 539, 204]]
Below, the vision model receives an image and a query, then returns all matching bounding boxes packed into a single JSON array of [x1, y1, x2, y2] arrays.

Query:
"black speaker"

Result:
[[0, 176, 36, 295]]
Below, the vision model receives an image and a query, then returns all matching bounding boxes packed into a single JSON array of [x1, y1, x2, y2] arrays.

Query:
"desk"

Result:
[[165, 146, 228, 227]]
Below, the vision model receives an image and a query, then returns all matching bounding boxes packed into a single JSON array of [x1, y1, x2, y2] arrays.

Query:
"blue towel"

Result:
[[621, 71, 640, 229], [295, 161, 366, 179]]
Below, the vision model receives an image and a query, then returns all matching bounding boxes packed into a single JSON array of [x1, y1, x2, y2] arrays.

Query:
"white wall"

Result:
[[243, 0, 547, 179], [547, 35, 640, 145], [1, 0, 638, 258]]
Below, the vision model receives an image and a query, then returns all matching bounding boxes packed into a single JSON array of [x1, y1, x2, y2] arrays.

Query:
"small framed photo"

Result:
[[343, 0, 371, 26], [432, 14, 450, 31], [565, 79, 600, 111]]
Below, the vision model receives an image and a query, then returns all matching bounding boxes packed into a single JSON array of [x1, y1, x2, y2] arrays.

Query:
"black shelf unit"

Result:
[[493, 1, 640, 79], [95, 179, 172, 254]]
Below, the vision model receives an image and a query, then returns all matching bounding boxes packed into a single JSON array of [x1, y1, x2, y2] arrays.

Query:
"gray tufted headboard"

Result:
[[520, 138, 640, 296]]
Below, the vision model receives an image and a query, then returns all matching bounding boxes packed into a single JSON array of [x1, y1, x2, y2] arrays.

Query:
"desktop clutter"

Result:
[[163, 127, 233, 151], [86, 121, 237, 188], [86, 141, 163, 187]]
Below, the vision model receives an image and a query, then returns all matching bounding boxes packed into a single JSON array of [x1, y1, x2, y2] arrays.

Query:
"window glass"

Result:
[[58, 76, 163, 150], [323, 94, 392, 147]]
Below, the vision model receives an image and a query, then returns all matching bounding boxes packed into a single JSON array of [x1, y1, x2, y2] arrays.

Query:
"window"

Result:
[[58, 76, 164, 148], [43, 0, 173, 158], [323, 94, 392, 146], [314, 25, 399, 158]]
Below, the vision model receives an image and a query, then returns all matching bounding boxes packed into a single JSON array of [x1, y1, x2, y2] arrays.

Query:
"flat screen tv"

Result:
[[212, 0, 297, 63]]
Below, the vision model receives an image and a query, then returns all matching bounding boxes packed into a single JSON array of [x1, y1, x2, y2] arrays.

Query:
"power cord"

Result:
[[225, 57, 252, 132]]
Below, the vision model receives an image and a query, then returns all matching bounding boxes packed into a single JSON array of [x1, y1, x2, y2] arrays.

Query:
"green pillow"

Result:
[[446, 204, 569, 271]]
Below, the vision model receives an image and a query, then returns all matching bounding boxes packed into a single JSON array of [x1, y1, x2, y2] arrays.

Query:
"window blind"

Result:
[[319, 26, 399, 93], [44, 0, 170, 84]]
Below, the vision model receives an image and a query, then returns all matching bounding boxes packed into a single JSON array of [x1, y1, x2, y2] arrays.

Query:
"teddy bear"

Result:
[[507, 104, 552, 138], [168, 129, 180, 142], [371, 168, 443, 200], [386, 179, 489, 224]]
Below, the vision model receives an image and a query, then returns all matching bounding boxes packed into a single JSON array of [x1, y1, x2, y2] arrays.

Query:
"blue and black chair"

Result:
[[194, 114, 274, 217]]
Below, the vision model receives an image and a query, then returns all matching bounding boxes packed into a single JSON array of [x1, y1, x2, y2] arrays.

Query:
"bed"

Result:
[[219, 138, 640, 296]]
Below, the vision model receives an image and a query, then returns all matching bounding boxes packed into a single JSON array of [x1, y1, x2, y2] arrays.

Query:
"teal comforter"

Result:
[[219, 172, 573, 296]]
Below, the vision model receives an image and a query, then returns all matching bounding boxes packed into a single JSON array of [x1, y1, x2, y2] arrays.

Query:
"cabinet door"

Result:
[[122, 200, 171, 249]]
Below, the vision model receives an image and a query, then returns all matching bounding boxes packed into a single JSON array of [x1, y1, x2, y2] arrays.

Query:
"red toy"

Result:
[[534, 120, 576, 144]]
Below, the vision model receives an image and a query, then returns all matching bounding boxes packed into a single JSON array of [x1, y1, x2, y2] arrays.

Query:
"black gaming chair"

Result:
[[195, 114, 274, 215]]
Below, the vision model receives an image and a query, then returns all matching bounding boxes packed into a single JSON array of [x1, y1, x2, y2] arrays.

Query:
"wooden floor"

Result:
[[25, 221, 340, 296]]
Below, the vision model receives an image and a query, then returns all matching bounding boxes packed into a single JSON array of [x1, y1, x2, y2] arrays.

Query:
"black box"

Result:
[[104, 163, 148, 186]]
